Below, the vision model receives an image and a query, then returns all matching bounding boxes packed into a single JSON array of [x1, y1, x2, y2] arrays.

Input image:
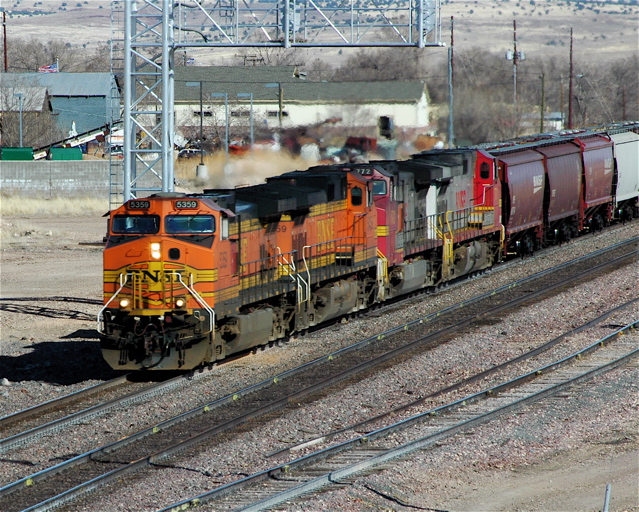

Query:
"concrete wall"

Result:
[[1, 160, 110, 197]]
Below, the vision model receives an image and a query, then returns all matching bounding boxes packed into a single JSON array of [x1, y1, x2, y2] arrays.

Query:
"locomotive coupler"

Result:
[[143, 332, 161, 356]]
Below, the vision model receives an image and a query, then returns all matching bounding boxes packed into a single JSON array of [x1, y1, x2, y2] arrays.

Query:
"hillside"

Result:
[[2, 0, 637, 67], [441, 0, 638, 61]]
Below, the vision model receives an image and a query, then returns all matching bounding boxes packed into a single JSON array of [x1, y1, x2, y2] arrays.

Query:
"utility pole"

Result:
[[506, 20, 524, 136], [568, 28, 574, 129], [560, 75, 565, 128], [447, 16, 455, 148], [278, 85, 283, 130], [539, 72, 545, 133], [3, 11, 8, 72], [513, 20, 518, 114]]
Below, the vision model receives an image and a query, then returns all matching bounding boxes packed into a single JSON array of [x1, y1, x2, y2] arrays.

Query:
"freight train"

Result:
[[99, 123, 639, 370]]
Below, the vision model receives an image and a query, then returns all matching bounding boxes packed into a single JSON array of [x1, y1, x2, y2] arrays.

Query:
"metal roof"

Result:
[[174, 66, 425, 103], [0, 73, 116, 97], [175, 65, 303, 84], [1, 73, 118, 133]]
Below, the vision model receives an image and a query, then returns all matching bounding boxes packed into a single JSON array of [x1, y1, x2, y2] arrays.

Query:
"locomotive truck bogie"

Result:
[[217, 308, 275, 356], [311, 278, 360, 325], [453, 240, 494, 276]]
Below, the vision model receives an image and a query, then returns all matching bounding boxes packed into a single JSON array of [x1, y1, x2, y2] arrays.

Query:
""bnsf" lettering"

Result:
[[131, 270, 184, 282]]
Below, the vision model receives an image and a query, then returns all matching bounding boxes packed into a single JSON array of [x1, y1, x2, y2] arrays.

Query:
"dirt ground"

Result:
[[0, 214, 637, 511]]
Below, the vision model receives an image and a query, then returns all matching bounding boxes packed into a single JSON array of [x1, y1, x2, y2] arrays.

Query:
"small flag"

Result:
[[38, 62, 59, 73]]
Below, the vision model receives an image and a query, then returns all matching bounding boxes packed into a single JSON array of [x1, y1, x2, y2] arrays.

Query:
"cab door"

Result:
[[346, 173, 376, 266]]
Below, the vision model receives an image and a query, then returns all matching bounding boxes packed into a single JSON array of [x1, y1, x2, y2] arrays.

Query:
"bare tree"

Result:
[[0, 76, 64, 147], [305, 57, 334, 82], [233, 47, 304, 67], [6, 36, 111, 73], [330, 47, 428, 82], [82, 43, 112, 73]]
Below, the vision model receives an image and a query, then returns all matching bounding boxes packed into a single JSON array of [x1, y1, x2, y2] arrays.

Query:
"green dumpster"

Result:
[[0, 147, 34, 160], [49, 147, 83, 160]]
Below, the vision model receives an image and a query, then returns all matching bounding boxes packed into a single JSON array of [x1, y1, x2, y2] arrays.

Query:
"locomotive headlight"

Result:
[[151, 242, 161, 260], [175, 298, 186, 308], [119, 298, 130, 308]]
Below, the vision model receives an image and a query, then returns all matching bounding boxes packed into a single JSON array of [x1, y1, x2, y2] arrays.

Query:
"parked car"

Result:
[[178, 148, 207, 159]]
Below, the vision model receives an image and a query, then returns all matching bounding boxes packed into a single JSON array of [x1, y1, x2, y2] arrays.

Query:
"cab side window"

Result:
[[351, 186, 363, 206], [480, 162, 491, 180]]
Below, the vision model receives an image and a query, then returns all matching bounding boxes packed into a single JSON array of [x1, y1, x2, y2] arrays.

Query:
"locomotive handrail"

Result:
[[169, 272, 214, 334], [276, 247, 310, 305], [376, 250, 389, 301], [300, 235, 354, 255], [97, 272, 214, 336], [301, 245, 313, 302], [275, 247, 297, 280], [475, 183, 495, 207], [97, 273, 134, 334], [240, 250, 297, 273]]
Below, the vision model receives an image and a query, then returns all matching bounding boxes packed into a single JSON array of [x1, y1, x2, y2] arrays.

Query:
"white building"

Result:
[[173, 66, 431, 141]]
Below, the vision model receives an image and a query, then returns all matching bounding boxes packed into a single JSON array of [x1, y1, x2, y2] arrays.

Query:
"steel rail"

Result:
[[0, 375, 129, 429], [0, 369, 218, 455], [4, 239, 636, 511], [269, 296, 639, 457], [159, 321, 639, 512]]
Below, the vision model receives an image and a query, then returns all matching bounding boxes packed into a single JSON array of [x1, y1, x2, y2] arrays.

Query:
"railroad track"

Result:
[[0, 375, 143, 453], [0, 371, 226, 458], [0, 239, 635, 512], [160, 320, 639, 511], [0, 376, 128, 437]]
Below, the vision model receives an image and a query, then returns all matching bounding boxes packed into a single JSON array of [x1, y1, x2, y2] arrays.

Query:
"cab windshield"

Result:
[[112, 215, 160, 234], [165, 215, 216, 234]]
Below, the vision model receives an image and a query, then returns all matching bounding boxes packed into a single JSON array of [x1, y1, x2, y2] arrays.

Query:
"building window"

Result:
[[194, 111, 213, 117]]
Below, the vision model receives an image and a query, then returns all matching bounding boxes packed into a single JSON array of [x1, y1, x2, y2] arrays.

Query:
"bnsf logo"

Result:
[[130, 270, 184, 282]]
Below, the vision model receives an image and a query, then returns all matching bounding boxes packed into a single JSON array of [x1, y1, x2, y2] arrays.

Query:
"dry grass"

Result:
[[0, 195, 109, 217]]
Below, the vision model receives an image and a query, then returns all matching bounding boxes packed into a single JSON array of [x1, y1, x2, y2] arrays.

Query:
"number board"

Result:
[[175, 200, 199, 209], [128, 200, 150, 209]]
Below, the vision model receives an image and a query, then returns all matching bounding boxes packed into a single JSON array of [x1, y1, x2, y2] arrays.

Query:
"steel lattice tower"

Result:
[[113, 0, 442, 206]]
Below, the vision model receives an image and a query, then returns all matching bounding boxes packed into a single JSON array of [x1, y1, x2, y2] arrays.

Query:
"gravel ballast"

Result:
[[0, 215, 637, 511]]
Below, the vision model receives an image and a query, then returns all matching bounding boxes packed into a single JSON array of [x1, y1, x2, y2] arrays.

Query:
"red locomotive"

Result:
[[99, 122, 638, 370]]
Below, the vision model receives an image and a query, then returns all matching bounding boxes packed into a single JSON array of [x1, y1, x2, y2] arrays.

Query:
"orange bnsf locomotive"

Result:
[[99, 123, 638, 370]]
